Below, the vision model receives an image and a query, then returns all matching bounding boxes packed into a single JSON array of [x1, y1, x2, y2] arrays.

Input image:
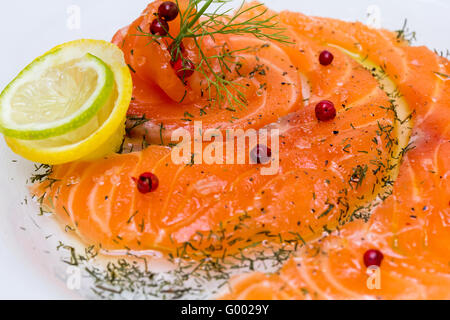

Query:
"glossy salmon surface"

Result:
[[31, 1, 449, 299], [112, 1, 302, 144], [221, 9, 450, 300]]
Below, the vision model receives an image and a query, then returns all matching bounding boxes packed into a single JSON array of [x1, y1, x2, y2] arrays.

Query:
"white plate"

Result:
[[0, 0, 448, 299]]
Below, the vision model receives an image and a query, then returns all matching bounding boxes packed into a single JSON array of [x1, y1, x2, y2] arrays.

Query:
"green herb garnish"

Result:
[[395, 19, 416, 44], [137, 0, 291, 108]]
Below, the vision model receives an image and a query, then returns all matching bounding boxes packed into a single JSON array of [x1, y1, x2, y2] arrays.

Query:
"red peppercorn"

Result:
[[168, 41, 185, 61], [134, 172, 159, 194], [158, 1, 179, 22], [363, 249, 384, 267], [251, 145, 272, 164], [150, 18, 169, 36], [319, 50, 334, 66], [315, 100, 336, 121], [172, 58, 195, 80]]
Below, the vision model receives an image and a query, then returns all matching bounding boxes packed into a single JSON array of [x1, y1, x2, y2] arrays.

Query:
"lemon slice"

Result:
[[4, 40, 132, 165], [0, 51, 114, 140]]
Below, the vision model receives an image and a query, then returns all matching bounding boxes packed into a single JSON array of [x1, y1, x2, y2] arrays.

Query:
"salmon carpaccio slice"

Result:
[[32, 32, 396, 251], [31, 3, 450, 299], [222, 143, 450, 299], [220, 10, 450, 300], [112, 0, 302, 144]]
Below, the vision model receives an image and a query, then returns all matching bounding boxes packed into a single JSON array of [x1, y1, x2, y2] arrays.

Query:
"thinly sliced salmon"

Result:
[[31, 1, 449, 299], [112, 0, 302, 144], [32, 30, 397, 254], [220, 8, 450, 300], [222, 141, 450, 299]]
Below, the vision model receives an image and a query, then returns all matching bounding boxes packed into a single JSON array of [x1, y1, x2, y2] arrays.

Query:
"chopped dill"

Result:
[[349, 165, 368, 189], [395, 19, 416, 44], [433, 48, 450, 59], [318, 204, 335, 219], [127, 211, 139, 224], [127, 63, 136, 73], [126, 114, 151, 134], [433, 71, 450, 79], [29, 164, 53, 184]]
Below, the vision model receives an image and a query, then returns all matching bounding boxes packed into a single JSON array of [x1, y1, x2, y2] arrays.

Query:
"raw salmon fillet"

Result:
[[112, 0, 302, 144], [221, 9, 450, 300], [31, 1, 449, 299]]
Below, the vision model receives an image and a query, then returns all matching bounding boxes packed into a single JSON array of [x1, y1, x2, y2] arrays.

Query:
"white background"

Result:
[[0, 0, 449, 299]]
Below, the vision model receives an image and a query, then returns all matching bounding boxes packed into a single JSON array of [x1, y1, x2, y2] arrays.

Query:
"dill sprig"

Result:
[[29, 163, 53, 184], [137, 0, 291, 108], [395, 19, 416, 44]]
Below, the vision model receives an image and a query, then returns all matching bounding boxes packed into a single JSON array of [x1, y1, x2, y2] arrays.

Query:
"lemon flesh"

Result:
[[0, 51, 114, 140], [4, 40, 132, 165]]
